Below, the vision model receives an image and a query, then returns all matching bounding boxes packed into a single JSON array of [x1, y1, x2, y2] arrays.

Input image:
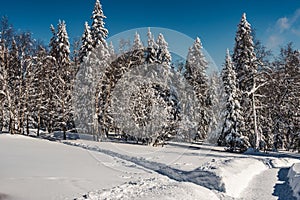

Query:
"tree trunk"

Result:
[[37, 112, 40, 137], [252, 93, 259, 149], [63, 126, 66, 140], [9, 117, 13, 134], [26, 115, 29, 136], [0, 104, 3, 133]]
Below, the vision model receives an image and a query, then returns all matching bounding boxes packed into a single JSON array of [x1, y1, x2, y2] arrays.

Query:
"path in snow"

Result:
[[63, 141, 225, 192], [239, 168, 279, 200], [239, 167, 296, 200]]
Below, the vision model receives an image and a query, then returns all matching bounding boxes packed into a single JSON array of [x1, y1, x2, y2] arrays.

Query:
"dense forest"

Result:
[[0, 0, 299, 153]]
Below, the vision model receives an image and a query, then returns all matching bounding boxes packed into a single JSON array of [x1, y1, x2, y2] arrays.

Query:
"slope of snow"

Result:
[[76, 177, 219, 200], [218, 158, 268, 197], [288, 163, 300, 199], [239, 168, 280, 200], [63, 139, 300, 199], [0, 134, 151, 200], [1, 134, 299, 200], [0, 134, 219, 200]]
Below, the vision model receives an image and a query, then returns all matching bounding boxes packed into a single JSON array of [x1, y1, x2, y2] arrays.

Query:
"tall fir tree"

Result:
[[0, 40, 9, 133], [219, 49, 248, 151], [27, 47, 54, 136], [156, 33, 171, 66], [146, 28, 158, 63], [49, 24, 58, 59], [91, 0, 108, 48], [272, 43, 300, 151], [79, 22, 93, 63], [132, 32, 144, 51], [232, 13, 261, 149], [207, 72, 225, 144], [184, 37, 210, 140], [7, 38, 21, 134], [52, 20, 73, 140]]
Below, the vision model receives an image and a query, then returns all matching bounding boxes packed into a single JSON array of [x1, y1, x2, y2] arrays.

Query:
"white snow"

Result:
[[0, 134, 299, 200], [0, 135, 219, 200], [218, 158, 268, 197], [288, 163, 300, 199]]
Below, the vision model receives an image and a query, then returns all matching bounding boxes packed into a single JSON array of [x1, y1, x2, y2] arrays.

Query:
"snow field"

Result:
[[1, 134, 299, 200]]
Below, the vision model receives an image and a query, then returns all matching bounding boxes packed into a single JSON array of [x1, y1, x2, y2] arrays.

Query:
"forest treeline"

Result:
[[0, 0, 299, 152]]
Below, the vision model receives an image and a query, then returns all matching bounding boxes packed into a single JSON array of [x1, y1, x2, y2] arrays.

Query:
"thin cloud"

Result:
[[267, 8, 300, 49], [276, 17, 290, 33], [267, 35, 284, 49]]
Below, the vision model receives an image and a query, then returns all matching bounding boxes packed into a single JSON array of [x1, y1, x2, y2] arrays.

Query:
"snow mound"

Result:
[[288, 163, 300, 199], [76, 177, 219, 200], [218, 158, 268, 198]]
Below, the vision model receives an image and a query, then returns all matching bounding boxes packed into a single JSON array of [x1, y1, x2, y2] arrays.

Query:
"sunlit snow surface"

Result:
[[0, 134, 299, 200]]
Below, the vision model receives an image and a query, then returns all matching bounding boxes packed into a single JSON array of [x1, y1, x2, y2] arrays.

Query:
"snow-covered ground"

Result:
[[0, 134, 299, 200]]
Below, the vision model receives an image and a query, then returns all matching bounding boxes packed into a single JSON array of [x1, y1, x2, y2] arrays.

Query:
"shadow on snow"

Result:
[[63, 141, 225, 192], [273, 168, 296, 200]]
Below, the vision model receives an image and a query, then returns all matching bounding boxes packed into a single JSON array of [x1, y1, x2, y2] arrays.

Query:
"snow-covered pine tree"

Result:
[[73, 0, 111, 140], [207, 71, 225, 144], [53, 20, 73, 140], [75, 39, 111, 140], [232, 13, 261, 149], [184, 37, 210, 140], [156, 33, 171, 66], [132, 32, 144, 51], [0, 16, 14, 49], [40, 50, 57, 135], [16, 33, 35, 134], [79, 22, 93, 63], [271, 43, 300, 151], [91, 0, 108, 48], [7, 38, 21, 135], [71, 37, 81, 74], [219, 49, 247, 151], [146, 28, 158, 63], [49, 24, 58, 59], [56, 21, 70, 69], [251, 35, 274, 150], [26, 47, 52, 136], [0, 40, 9, 133]]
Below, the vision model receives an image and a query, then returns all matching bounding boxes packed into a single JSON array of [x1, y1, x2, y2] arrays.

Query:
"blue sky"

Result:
[[1, 0, 300, 67]]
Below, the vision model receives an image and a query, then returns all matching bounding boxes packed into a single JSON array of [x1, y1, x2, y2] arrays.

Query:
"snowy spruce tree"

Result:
[[207, 72, 225, 143], [132, 32, 144, 51], [79, 22, 93, 63], [156, 33, 171, 66], [49, 24, 58, 59], [184, 37, 210, 140], [52, 20, 73, 140], [74, 0, 112, 140], [233, 13, 262, 149], [270, 44, 300, 151], [75, 40, 111, 140], [146, 28, 158, 63], [7, 39, 21, 135], [27, 47, 57, 136], [219, 49, 248, 151], [0, 40, 10, 133], [91, 0, 108, 48]]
